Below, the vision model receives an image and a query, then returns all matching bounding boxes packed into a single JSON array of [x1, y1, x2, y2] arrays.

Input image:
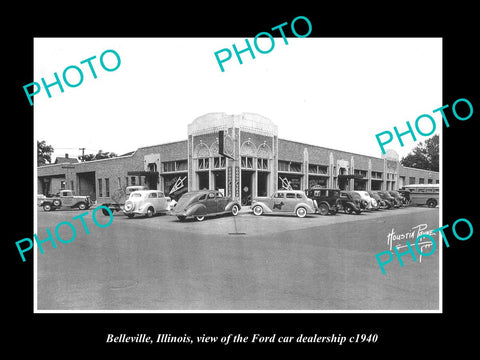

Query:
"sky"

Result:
[[34, 37, 442, 162]]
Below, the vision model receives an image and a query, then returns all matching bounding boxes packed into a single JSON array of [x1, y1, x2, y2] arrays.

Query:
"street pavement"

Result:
[[35, 206, 440, 311]]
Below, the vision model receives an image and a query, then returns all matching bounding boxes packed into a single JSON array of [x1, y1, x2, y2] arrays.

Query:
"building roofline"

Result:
[[399, 165, 439, 174], [278, 137, 386, 161]]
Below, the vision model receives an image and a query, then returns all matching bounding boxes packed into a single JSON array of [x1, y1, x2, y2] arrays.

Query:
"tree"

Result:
[[400, 134, 439, 172], [38, 140, 54, 166], [80, 149, 118, 162]]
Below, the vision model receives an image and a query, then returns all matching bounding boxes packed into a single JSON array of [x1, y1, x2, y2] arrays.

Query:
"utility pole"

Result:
[[79, 147, 86, 162]]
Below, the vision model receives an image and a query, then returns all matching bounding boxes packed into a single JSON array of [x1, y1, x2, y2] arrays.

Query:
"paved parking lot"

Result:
[[36, 206, 440, 311]]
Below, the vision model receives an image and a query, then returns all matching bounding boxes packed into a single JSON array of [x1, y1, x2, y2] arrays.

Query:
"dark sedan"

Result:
[[172, 190, 241, 222]]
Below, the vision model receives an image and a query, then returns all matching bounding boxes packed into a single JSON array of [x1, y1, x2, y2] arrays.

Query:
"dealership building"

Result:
[[37, 113, 439, 205]]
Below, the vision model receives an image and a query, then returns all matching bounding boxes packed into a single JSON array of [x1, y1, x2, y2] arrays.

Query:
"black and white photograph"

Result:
[[7, 6, 478, 355], [33, 37, 442, 311]]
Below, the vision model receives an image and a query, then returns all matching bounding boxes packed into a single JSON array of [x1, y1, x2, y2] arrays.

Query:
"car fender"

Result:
[[225, 201, 241, 212], [185, 203, 207, 216], [344, 201, 358, 210], [138, 201, 156, 213], [252, 201, 273, 213], [294, 202, 315, 213], [318, 200, 331, 210]]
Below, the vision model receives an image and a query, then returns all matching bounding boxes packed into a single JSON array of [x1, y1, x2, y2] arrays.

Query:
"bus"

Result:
[[402, 184, 439, 208]]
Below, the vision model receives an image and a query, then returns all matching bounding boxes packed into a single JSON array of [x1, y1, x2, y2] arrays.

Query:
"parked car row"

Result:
[[37, 185, 414, 221]]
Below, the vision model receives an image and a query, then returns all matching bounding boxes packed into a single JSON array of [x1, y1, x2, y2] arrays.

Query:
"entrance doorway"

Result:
[[77, 171, 96, 201], [213, 170, 226, 195], [198, 172, 209, 190], [241, 170, 253, 205], [257, 172, 268, 197]]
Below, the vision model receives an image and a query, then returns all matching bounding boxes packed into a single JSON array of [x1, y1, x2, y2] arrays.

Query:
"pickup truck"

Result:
[[41, 190, 92, 211]]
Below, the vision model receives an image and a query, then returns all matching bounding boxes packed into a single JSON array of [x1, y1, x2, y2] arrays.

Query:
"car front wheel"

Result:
[[78, 202, 87, 210], [318, 203, 329, 216], [195, 215, 205, 222], [296, 207, 307, 218], [43, 204, 52, 212], [252, 205, 263, 216], [231, 204, 240, 216], [427, 199, 437, 208]]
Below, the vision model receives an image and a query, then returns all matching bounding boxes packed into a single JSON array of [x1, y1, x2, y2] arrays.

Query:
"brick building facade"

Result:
[[37, 113, 439, 205]]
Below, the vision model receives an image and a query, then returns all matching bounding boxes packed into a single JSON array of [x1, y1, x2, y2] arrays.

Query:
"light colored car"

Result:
[[123, 190, 171, 218], [251, 190, 315, 218], [37, 194, 47, 207], [354, 191, 378, 210]]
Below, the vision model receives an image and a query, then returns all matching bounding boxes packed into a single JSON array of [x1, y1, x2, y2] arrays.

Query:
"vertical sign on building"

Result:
[[227, 166, 232, 197], [235, 166, 240, 198]]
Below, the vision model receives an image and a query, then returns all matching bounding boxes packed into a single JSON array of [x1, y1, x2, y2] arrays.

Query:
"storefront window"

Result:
[[198, 158, 209, 170], [278, 174, 302, 190], [176, 160, 188, 171], [257, 158, 268, 170], [241, 156, 254, 169], [290, 162, 301, 172], [213, 157, 226, 169]]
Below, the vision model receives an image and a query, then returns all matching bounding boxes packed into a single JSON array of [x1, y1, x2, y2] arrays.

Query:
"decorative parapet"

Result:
[[188, 112, 278, 137]]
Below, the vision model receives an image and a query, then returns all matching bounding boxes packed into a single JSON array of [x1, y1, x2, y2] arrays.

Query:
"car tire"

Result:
[[43, 204, 52, 212], [318, 203, 329, 216], [53, 199, 61, 207], [355, 209, 362, 215], [102, 208, 110, 216], [146, 207, 154, 218], [427, 199, 437, 208], [127, 214, 135, 219], [331, 207, 338, 215], [296, 206, 307, 218], [252, 205, 263, 216], [231, 204, 240, 216], [195, 215, 205, 222], [345, 205, 353, 214], [78, 202, 87, 210], [177, 216, 186, 222]]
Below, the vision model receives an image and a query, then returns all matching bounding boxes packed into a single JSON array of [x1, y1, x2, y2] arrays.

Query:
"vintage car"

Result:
[[354, 190, 379, 210], [251, 190, 315, 218], [376, 190, 396, 208], [304, 187, 340, 215], [100, 185, 148, 215], [37, 194, 47, 207], [172, 190, 240, 222], [367, 191, 386, 209], [41, 189, 92, 211], [338, 191, 363, 214], [123, 190, 171, 218], [397, 189, 411, 205]]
